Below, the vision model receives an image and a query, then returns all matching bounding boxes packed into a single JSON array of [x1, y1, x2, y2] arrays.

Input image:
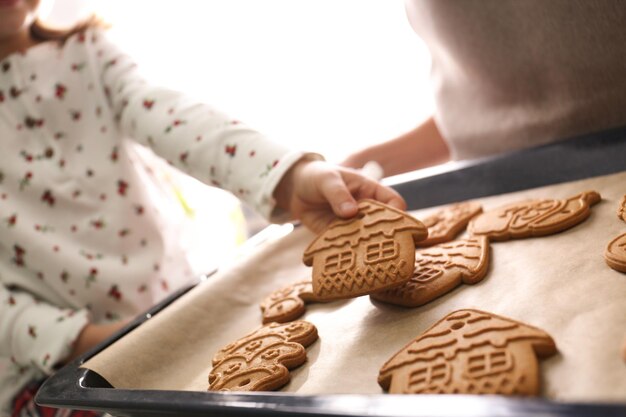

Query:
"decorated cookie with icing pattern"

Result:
[[618, 195, 626, 222], [417, 202, 483, 247], [371, 236, 490, 307], [303, 199, 428, 301], [468, 191, 601, 241], [260, 280, 327, 324], [605, 232, 626, 273], [378, 309, 557, 395], [208, 321, 318, 391]]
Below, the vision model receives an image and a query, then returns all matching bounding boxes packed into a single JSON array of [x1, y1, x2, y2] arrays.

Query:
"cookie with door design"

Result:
[[378, 309, 557, 395], [208, 321, 318, 391], [417, 201, 482, 247], [303, 199, 428, 301], [260, 280, 327, 324], [468, 191, 601, 241], [371, 236, 490, 307]]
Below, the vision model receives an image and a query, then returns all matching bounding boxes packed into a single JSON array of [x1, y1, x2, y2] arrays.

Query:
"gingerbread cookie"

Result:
[[618, 195, 626, 222], [416, 202, 483, 247], [260, 280, 326, 324], [208, 321, 318, 391], [604, 232, 626, 273], [378, 309, 557, 395], [468, 191, 601, 241], [303, 199, 428, 301], [371, 236, 490, 307]]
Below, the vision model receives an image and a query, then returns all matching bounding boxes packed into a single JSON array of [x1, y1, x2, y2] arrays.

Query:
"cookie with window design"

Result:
[[371, 236, 490, 307], [378, 309, 557, 395], [303, 199, 428, 301], [208, 321, 318, 391]]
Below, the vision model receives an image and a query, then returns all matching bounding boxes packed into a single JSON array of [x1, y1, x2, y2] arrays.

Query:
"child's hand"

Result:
[[274, 159, 406, 233]]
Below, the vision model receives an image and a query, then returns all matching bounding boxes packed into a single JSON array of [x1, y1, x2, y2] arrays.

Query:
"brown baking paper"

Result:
[[82, 171, 626, 402]]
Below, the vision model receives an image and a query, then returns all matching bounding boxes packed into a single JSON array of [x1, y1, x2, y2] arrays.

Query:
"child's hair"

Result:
[[30, 15, 109, 43]]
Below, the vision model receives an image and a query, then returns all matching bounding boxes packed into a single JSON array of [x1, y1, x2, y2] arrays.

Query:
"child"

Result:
[[0, 2, 406, 416]]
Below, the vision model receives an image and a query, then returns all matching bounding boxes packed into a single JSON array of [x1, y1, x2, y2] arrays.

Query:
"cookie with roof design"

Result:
[[378, 309, 557, 395], [303, 199, 428, 301], [371, 236, 490, 307]]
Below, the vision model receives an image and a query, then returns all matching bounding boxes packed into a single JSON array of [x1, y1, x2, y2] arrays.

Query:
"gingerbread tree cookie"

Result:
[[468, 191, 601, 241], [378, 309, 557, 395], [260, 280, 326, 324], [371, 236, 490, 307], [303, 199, 428, 300], [208, 321, 318, 391], [416, 202, 483, 247]]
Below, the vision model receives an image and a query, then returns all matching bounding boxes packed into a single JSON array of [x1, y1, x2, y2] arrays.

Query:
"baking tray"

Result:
[[36, 126, 626, 417]]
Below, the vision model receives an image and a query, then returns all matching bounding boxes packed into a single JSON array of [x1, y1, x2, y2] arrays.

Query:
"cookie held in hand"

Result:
[[303, 199, 428, 301], [378, 309, 557, 395], [468, 191, 601, 241], [208, 321, 318, 392], [260, 280, 326, 324], [371, 236, 490, 307], [605, 232, 626, 273], [416, 201, 483, 247]]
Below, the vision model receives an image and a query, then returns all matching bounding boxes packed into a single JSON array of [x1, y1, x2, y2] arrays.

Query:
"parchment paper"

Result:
[[83, 171, 626, 402]]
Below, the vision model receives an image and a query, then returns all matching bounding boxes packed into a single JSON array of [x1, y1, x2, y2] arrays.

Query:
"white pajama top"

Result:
[[0, 28, 308, 414]]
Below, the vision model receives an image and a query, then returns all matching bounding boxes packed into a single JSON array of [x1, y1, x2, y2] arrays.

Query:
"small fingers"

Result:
[[342, 170, 407, 212], [317, 171, 359, 218]]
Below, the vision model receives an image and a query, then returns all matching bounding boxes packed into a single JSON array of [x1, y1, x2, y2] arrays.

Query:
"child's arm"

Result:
[[93, 29, 313, 221], [0, 284, 90, 374], [342, 116, 451, 177], [92, 29, 405, 228], [61, 320, 129, 365]]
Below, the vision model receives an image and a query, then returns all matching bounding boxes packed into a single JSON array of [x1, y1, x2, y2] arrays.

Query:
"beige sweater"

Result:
[[407, 0, 626, 160]]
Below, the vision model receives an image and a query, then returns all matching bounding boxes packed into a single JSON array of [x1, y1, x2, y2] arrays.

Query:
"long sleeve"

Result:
[[0, 283, 89, 374], [0, 27, 313, 413], [92, 29, 311, 219]]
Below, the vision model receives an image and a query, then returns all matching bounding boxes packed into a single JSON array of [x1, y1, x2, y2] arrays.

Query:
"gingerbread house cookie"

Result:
[[303, 199, 428, 301], [618, 195, 626, 222], [378, 309, 557, 395], [208, 321, 318, 391], [260, 280, 326, 324], [604, 232, 626, 273], [417, 202, 483, 247], [371, 236, 490, 307], [468, 191, 601, 241]]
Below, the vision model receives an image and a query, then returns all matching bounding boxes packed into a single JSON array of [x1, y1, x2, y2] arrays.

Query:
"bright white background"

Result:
[[40, 0, 435, 271], [44, 0, 434, 163]]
